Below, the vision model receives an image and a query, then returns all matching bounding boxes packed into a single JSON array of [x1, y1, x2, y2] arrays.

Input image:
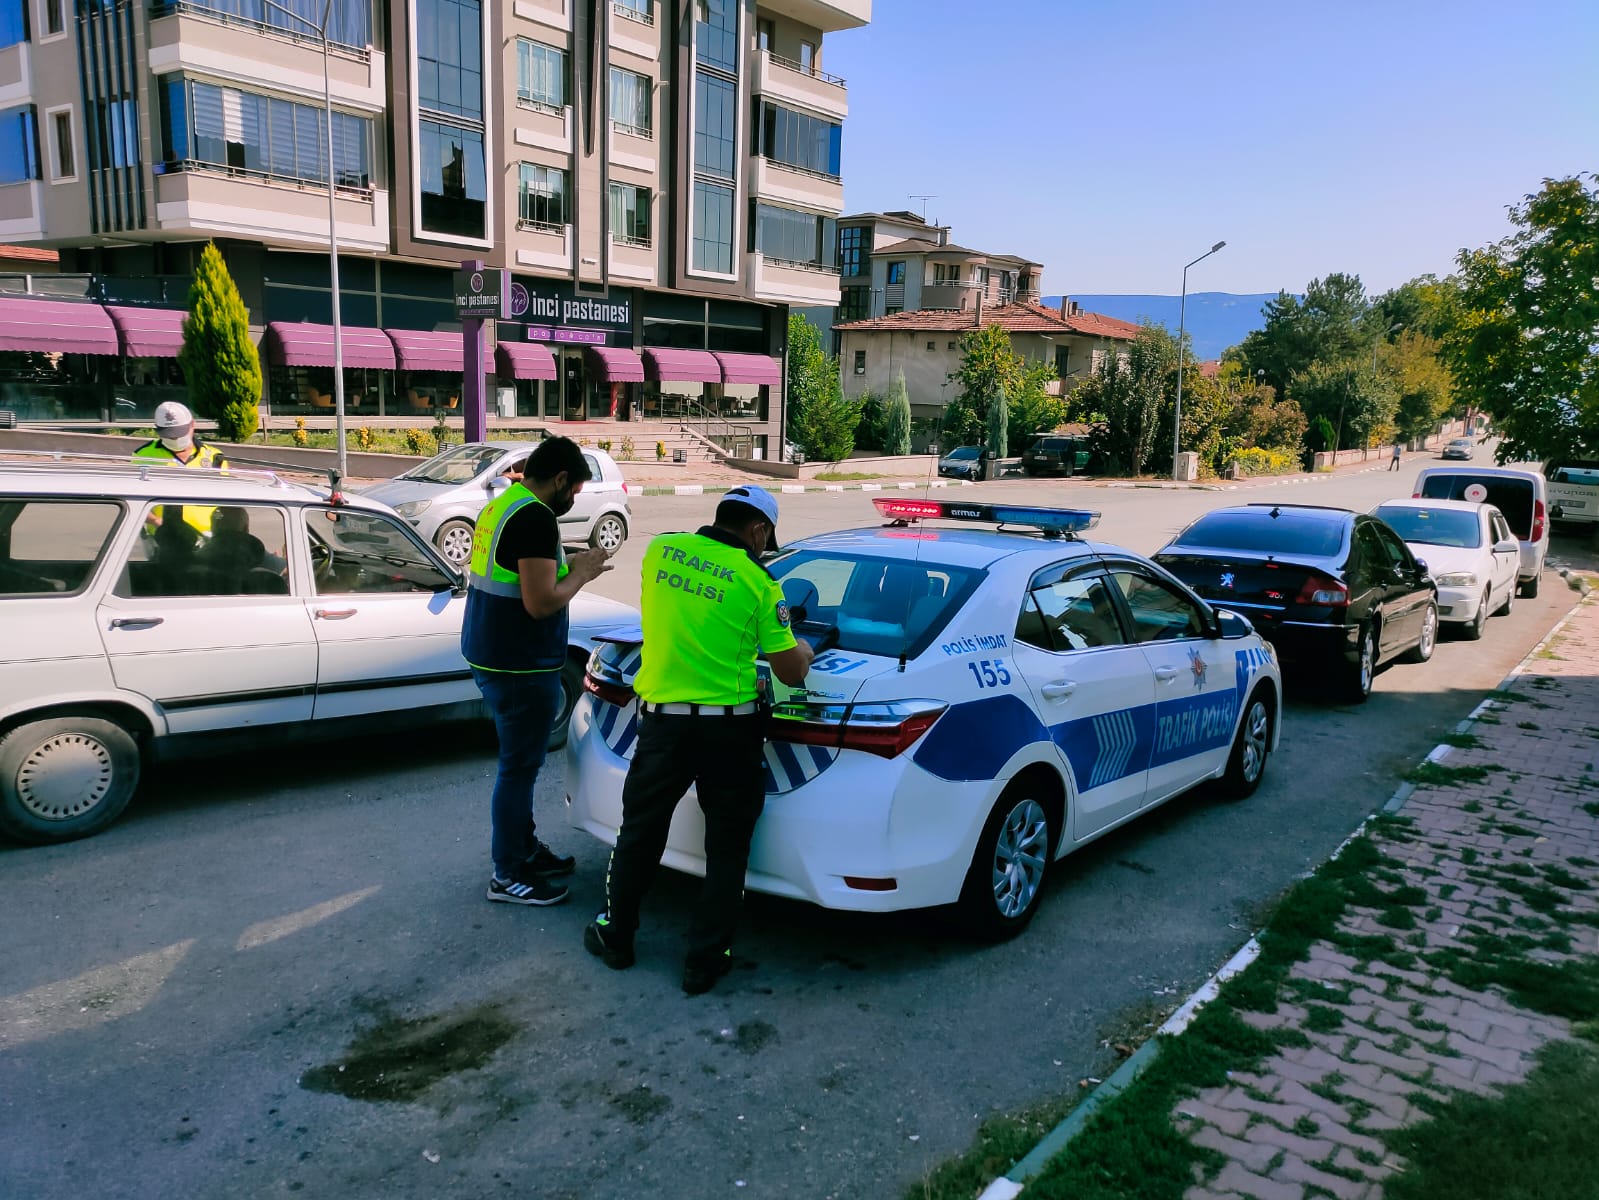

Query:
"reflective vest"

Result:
[[133, 439, 227, 534], [460, 482, 569, 673]]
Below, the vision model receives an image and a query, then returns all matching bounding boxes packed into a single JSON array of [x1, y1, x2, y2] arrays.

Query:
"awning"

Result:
[[495, 340, 557, 381], [386, 328, 495, 374], [105, 305, 187, 358], [712, 351, 782, 387], [588, 345, 645, 383], [265, 321, 396, 370], [0, 296, 118, 356], [642, 347, 721, 384]]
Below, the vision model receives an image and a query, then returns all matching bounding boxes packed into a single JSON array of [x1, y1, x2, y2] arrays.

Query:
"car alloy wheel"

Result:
[[991, 797, 1049, 919], [1221, 692, 1272, 799], [1343, 624, 1375, 703], [435, 519, 476, 568], [1463, 590, 1488, 641], [590, 513, 626, 553], [1405, 603, 1438, 662]]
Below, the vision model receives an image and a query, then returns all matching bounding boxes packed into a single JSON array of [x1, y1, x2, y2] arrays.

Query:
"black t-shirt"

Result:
[[495, 498, 560, 573]]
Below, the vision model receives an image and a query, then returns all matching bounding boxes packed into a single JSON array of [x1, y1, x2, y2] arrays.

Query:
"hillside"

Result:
[[1046, 293, 1281, 361]]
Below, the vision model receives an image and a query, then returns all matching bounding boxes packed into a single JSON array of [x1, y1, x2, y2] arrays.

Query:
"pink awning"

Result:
[[712, 352, 781, 387], [105, 305, 187, 358], [495, 340, 557, 381], [588, 345, 645, 383], [642, 347, 721, 384], [386, 328, 495, 374], [266, 322, 396, 370], [0, 296, 118, 355]]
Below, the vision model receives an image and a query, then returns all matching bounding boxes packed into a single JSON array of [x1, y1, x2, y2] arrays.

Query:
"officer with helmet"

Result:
[[132, 402, 227, 536]]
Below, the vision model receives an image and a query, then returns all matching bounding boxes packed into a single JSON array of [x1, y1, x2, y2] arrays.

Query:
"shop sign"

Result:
[[453, 268, 512, 319], [510, 277, 633, 335]]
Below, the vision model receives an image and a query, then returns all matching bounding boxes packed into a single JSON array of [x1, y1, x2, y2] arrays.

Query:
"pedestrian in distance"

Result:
[[463, 436, 612, 907], [583, 486, 814, 995], [1389, 440, 1403, 471]]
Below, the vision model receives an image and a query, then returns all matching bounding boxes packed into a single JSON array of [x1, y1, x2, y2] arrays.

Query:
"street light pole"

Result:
[[1172, 240, 1226, 479]]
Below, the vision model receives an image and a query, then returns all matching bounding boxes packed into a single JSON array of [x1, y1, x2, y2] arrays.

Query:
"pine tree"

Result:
[[883, 370, 912, 456], [985, 382, 1009, 459], [181, 243, 261, 442]]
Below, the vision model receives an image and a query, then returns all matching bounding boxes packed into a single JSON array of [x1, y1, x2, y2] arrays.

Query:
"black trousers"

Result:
[[603, 710, 766, 963]]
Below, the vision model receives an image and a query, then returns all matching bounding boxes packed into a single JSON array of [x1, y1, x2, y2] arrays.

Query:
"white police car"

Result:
[[566, 499, 1282, 939]]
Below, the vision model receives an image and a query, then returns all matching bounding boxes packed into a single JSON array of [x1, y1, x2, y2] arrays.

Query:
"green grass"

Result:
[[1440, 731, 1485, 749], [814, 471, 886, 481], [903, 1095, 1081, 1200], [1405, 762, 1493, 786]]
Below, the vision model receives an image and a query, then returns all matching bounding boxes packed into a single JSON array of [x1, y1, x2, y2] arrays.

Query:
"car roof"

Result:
[[788, 524, 1112, 569], [0, 459, 380, 510], [1374, 498, 1490, 516], [1417, 463, 1541, 481], [1206, 503, 1355, 523]]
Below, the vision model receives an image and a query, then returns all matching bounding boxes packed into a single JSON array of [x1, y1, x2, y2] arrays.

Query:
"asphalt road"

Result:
[[3, 456, 1594, 1200]]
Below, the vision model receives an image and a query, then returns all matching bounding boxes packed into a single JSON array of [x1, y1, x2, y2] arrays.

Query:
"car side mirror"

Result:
[[486, 476, 511, 496], [1413, 558, 1429, 576], [1214, 609, 1254, 640]]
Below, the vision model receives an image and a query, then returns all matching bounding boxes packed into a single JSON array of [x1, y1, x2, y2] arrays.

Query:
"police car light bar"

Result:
[[872, 497, 1100, 537]]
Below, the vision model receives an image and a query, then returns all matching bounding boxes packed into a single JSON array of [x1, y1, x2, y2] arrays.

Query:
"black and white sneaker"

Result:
[[524, 839, 576, 878], [487, 872, 569, 906]]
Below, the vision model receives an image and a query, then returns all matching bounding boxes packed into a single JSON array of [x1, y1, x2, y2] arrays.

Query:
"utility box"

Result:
[[494, 387, 515, 419], [1172, 451, 1200, 482], [672, 448, 687, 463]]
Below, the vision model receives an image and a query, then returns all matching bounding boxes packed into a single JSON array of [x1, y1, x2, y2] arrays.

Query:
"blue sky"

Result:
[[823, 0, 1599, 297]]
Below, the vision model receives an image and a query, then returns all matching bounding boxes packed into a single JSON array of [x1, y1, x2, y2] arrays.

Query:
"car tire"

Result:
[[1495, 581, 1515, 617], [434, 519, 476, 569], [1462, 590, 1488, 640], [589, 513, 627, 553], [0, 715, 141, 845], [1342, 623, 1376, 704], [547, 655, 586, 751], [1403, 602, 1439, 663], [1519, 572, 1540, 599], [1219, 688, 1273, 800], [957, 782, 1057, 941]]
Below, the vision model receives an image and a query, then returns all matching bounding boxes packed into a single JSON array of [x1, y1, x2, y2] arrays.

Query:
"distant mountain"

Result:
[[1045, 293, 1281, 361]]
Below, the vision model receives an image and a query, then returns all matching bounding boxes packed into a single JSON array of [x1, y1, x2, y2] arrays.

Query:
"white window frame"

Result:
[[44, 104, 77, 184], [36, 0, 69, 42]]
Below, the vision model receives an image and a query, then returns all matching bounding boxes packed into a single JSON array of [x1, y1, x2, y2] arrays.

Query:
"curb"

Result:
[[975, 584, 1593, 1198]]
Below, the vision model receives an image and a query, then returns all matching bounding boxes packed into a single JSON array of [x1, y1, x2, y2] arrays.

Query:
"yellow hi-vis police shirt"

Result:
[[633, 526, 799, 706]]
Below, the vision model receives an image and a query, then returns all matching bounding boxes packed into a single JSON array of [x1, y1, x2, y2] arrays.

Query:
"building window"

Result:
[[756, 102, 840, 178], [693, 71, 736, 179], [517, 40, 566, 111], [752, 202, 836, 270], [416, 0, 482, 120], [49, 109, 72, 179], [838, 225, 864, 275], [162, 80, 371, 189], [853, 350, 865, 375], [518, 163, 567, 230], [0, 105, 38, 184], [933, 263, 962, 284], [926, 341, 935, 352], [609, 182, 650, 246], [419, 120, 485, 237], [609, 67, 651, 137], [837, 286, 868, 323], [172, 0, 371, 50], [798, 41, 816, 72], [692, 180, 733, 274], [948, 341, 957, 351], [44, 0, 62, 36], [694, 0, 737, 72], [887, 261, 905, 285], [885, 305, 902, 316], [0, 0, 27, 48], [756, 17, 773, 50], [96, 98, 138, 170]]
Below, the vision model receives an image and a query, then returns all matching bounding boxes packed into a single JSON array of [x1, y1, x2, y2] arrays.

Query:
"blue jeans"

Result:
[[472, 667, 563, 879]]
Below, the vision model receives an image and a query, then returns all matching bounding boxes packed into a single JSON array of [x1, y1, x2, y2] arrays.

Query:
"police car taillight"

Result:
[[583, 672, 634, 707], [872, 497, 1099, 537], [768, 699, 946, 759]]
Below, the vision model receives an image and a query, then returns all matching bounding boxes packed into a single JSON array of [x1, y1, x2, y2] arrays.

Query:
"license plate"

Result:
[[1562, 499, 1586, 509]]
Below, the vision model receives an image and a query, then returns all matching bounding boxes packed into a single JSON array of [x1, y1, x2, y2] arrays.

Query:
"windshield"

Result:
[[1173, 510, 1346, 557], [1374, 506, 1482, 548], [945, 447, 980, 460], [1549, 461, 1599, 485], [769, 551, 985, 659], [1418, 473, 1533, 536], [401, 444, 508, 484]]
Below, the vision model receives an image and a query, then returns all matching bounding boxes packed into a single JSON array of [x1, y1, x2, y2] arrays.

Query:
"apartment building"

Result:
[[0, 0, 869, 456], [834, 210, 1042, 323]]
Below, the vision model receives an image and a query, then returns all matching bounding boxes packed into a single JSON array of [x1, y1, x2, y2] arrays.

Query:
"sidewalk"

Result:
[[987, 586, 1599, 1200]]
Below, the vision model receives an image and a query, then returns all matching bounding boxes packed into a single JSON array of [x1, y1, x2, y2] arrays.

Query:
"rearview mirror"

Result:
[[1213, 609, 1255, 640]]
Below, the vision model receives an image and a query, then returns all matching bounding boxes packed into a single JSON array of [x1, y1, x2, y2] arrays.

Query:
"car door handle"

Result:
[[315, 608, 358, 620], [1040, 681, 1077, 701], [1154, 666, 1179, 683], [109, 616, 164, 630]]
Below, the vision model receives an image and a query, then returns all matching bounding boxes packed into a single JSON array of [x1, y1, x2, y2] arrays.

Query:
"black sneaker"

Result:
[[583, 919, 635, 970], [524, 839, 576, 878], [487, 873, 569, 906], [681, 952, 733, 996]]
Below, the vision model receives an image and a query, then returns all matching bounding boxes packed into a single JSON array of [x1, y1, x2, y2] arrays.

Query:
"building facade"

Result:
[[0, 0, 869, 453]]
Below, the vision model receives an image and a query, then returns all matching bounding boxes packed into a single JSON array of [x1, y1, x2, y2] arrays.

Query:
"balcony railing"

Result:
[[767, 50, 845, 88], [150, 1, 373, 63], [765, 256, 840, 275], [155, 159, 374, 198], [613, 0, 653, 26], [516, 94, 566, 117], [611, 119, 653, 140], [763, 158, 841, 185], [518, 217, 568, 235], [611, 233, 651, 249]]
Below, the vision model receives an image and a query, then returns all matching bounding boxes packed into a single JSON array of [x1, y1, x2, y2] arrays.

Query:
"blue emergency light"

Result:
[[872, 497, 1100, 538]]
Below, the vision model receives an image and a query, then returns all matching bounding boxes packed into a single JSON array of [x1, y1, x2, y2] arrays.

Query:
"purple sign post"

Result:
[[453, 261, 512, 443]]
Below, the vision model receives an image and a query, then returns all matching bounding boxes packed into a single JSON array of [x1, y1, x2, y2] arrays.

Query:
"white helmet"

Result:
[[153, 401, 196, 452]]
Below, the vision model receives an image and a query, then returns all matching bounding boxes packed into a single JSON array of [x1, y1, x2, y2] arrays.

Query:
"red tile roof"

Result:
[[836, 302, 1139, 340], [0, 244, 60, 264]]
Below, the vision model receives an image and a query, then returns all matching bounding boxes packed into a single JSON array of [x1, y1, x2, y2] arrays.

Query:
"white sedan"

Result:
[[1371, 499, 1519, 639], [566, 499, 1283, 939]]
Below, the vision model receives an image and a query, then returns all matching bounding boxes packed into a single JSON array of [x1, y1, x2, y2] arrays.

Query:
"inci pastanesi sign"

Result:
[[509, 278, 633, 335], [453, 268, 512, 319]]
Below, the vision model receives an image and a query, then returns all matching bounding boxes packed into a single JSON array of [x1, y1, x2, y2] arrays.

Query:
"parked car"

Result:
[[1153, 503, 1437, 703], [1413, 465, 1549, 597], [938, 445, 991, 481], [1441, 437, 1476, 461], [568, 498, 1281, 939], [1544, 459, 1599, 533], [357, 441, 631, 567], [0, 459, 638, 844], [1371, 499, 1518, 639], [1020, 435, 1091, 477]]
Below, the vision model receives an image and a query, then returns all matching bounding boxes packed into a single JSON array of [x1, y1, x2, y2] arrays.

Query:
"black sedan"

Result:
[[1153, 503, 1438, 702]]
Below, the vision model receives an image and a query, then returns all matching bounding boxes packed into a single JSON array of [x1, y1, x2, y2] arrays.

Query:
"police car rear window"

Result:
[[1173, 511, 1345, 557], [1418, 474, 1534, 536], [770, 552, 984, 660]]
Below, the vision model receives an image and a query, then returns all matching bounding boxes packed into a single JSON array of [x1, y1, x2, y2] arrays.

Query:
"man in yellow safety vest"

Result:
[[132, 401, 227, 535]]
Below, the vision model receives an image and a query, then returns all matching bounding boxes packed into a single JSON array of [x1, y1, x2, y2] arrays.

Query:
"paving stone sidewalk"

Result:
[[1177, 591, 1599, 1200]]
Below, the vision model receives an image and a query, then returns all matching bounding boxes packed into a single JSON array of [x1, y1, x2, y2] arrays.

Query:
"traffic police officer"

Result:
[[462, 436, 610, 906], [583, 486, 814, 995], [133, 402, 227, 535]]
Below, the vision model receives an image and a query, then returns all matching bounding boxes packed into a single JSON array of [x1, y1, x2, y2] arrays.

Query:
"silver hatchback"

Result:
[[358, 441, 632, 567]]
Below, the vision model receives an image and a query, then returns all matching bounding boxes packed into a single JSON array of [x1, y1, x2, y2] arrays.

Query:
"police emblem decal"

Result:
[[776, 601, 791, 627], [1188, 648, 1208, 688]]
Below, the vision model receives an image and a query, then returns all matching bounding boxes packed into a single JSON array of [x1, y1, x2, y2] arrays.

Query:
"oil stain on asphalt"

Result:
[[300, 1003, 519, 1103]]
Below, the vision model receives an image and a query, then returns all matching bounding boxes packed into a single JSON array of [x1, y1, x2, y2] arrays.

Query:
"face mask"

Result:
[[160, 433, 195, 453], [550, 485, 577, 517]]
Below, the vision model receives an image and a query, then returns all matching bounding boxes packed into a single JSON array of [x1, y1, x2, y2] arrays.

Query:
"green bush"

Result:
[[403, 429, 432, 456], [1231, 446, 1299, 476]]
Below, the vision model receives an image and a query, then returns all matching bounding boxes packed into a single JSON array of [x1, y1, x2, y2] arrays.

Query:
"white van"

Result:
[[1413, 465, 1549, 597]]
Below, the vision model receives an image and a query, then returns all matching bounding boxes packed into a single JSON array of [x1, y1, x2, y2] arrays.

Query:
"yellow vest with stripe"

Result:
[[460, 482, 570, 673], [134, 439, 226, 534]]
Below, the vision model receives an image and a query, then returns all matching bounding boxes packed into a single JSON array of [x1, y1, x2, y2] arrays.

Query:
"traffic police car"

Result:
[[566, 499, 1282, 938]]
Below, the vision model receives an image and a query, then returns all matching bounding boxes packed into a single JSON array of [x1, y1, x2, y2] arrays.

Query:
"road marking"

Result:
[[0, 939, 195, 1051], [235, 886, 381, 951]]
